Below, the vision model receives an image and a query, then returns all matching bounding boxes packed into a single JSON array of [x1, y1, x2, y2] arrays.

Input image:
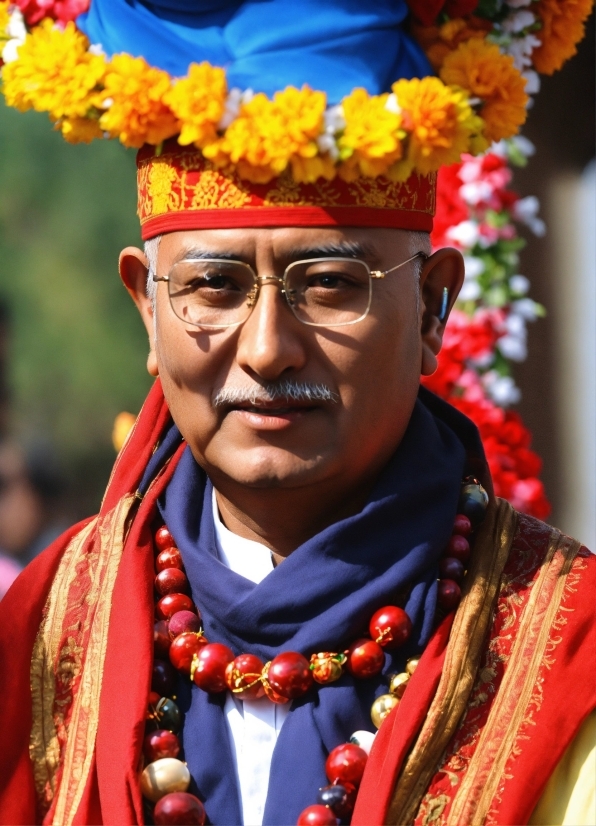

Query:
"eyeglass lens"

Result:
[[166, 258, 373, 328]]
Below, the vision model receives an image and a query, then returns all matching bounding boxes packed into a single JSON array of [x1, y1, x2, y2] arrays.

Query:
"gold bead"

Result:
[[371, 693, 399, 729], [140, 757, 191, 802], [406, 657, 420, 676], [389, 672, 410, 698]]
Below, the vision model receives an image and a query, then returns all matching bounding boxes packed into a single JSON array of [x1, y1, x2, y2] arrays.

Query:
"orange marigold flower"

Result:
[[2, 20, 105, 120], [164, 62, 227, 148], [98, 54, 179, 148], [204, 85, 327, 184], [337, 88, 403, 182], [60, 115, 103, 143], [532, 0, 593, 75], [392, 77, 484, 178], [440, 39, 528, 143], [412, 17, 491, 71]]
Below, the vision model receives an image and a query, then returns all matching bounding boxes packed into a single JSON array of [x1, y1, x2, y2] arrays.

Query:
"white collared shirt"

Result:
[[212, 490, 291, 826]]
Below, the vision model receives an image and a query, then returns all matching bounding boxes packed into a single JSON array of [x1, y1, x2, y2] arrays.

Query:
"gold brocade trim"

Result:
[[29, 519, 97, 814], [446, 531, 583, 825], [52, 494, 134, 826], [387, 498, 518, 825]]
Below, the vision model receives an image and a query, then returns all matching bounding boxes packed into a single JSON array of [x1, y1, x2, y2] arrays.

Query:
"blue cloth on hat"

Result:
[[152, 388, 482, 825], [77, 0, 431, 103]]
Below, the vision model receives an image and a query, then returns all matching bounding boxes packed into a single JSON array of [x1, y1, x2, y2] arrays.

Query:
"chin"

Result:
[[204, 445, 330, 490]]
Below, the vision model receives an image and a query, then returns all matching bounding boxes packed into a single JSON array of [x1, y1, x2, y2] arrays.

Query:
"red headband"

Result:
[[137, 143, 436, 239]]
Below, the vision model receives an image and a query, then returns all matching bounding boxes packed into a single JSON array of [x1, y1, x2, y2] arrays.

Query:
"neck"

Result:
[[212, 473, 379, 564]]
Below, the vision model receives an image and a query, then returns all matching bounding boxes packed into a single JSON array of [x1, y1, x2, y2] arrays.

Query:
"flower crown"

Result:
[[0, 0, 592, 184]]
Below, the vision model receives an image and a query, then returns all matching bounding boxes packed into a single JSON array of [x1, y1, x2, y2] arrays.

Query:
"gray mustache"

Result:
[[213, 380, 339, 407]]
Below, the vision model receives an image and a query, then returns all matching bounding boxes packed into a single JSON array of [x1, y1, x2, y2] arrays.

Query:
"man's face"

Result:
[[122, 226, 461, 494]]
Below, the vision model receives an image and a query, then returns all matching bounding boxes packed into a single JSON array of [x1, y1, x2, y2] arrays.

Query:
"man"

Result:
[[0, 2, 594, 825]]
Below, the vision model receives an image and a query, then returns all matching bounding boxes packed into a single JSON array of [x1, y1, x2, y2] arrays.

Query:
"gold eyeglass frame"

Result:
[[153, 250, 428, 329]]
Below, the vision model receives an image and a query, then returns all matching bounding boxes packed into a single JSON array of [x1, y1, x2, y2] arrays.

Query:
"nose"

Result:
[[235, 280, 308, 381]]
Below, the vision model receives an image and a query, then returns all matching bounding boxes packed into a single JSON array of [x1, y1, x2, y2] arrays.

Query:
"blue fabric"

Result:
[[77, 0, 431, 103], [156, 390, 481, 825]]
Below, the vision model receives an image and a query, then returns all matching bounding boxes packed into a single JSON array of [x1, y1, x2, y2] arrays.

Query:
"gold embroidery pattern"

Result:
[[413, 515, 584, 826], [28, 495, 135, 825], [137, 149, 436, 223]]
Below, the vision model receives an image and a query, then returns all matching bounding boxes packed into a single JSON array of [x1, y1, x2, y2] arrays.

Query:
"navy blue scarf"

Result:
[[150, 390, 483, 825]]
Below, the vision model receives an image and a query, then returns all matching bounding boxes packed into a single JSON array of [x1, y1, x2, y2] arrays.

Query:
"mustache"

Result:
[[212, 380, 339, 407]]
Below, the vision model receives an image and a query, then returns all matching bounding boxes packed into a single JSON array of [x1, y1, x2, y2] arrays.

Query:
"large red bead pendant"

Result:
[[192, 643, 235, 693], [154, 792, 206, 825], [296, 804, 338, 825], [144, 730, 181, 762], [368, 605, 412, 649], [266, 652, 314, 700], [346, 639, 385, 679], [325, 742, 368, 787]]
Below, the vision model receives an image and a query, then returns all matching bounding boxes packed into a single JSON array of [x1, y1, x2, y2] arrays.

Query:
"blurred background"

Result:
[[0, 18, 593, 593]]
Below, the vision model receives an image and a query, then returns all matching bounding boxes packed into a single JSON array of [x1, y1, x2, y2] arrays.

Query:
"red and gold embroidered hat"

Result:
[[137, 142, 437, 240]]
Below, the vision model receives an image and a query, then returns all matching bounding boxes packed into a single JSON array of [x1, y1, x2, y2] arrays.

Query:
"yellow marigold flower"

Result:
[[412, 18, 491, 71], [533, 0, 593, 75], [337, 88, 403, 182], [392, 77, 483, 177], [0, 2, 10, 39], [60, 116, 104, 144], [204, 85, 326, 184], [2, 20, 106, 120], [98, 54, 179, 148], [164, 62, 227, 148], [440, 39, 528, 143]]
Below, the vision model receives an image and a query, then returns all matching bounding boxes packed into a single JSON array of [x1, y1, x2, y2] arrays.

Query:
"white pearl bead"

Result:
[[349, 729, 376, 755], [140, 757, 191, 802]]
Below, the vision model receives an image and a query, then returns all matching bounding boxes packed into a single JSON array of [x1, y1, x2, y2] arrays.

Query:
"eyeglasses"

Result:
[[153, 251, 427, 329]]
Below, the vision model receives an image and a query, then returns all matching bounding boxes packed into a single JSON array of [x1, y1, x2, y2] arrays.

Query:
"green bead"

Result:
[[459, 483, 489, 526], [153, 698, 182, 733]]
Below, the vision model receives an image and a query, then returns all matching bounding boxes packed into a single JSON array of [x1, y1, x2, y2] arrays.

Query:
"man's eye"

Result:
[[191, 275, 241, 291]]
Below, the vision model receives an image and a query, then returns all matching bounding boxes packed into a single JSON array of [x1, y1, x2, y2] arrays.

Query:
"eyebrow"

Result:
[[175, 240, 380, 265]]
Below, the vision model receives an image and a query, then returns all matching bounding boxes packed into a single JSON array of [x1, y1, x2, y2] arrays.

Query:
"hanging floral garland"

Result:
[[1, 0, 593, 518]]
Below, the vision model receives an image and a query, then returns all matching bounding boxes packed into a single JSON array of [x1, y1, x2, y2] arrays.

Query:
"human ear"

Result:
[[418, 247, 464, 376], [119, 246, 158, 377]]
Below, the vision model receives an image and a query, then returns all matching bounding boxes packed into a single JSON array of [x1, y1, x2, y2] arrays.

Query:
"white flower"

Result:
[[502, 10, 535, 33], [483, 372, 522, 405], [513, 195, 546, 236], [384, 94, 401, 115], [460, 180, 494, 206], [522, 70, 540, 95], [323, 104, 346, 134], [498, 335, 527, 361], [7, 10, 27, 41], [512, 298, 539, 320], [217, 88, 244, 130], [316, 133, 339, 160], [506, 34, 541, 70], [447, 220, 480, 248], [2, 39, 22, 63], [510, 274, 530, 295], [459, 280, 482, 301], [459, 159, 483, 183], [88, 43, 106, 57], [512, 135, 535, 157], [463, 255, 485, 279], [506, 0, 533, 7]]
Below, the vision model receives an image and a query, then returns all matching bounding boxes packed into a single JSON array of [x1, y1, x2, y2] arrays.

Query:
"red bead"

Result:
[[154, 621, 171, 658], [148, 691, 161, 709], [156, 547, 184, 573], [439, 557, 465, 583], [262, 678, 291, 704], [152, 659, 178, 697], [267, 652, 314, 699], [155, 526, 175, 552], [296, 804, 337, 825], [169, 610, 202, 639], [446, 534, 471, 563], [325, 742, 368, 787], [346, 639, 385, 679], [452, 514, 472, 537], [156, 593, 195, 620], [155, 568, 189, 597], [169, 632, 209, 674], [437, 579, 462, 611], [143, 729, 180, 762], [225, 653, 265, 700], [154, 792, 206, 825], [368, 605, 412, 649], [192, 643, 235, 693]]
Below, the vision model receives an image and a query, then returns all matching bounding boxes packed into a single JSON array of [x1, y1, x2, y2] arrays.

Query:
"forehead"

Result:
[[157, 226, 413, 266]]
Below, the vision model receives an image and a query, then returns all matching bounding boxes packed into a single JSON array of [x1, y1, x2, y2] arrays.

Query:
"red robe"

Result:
[[0, 380, 594, 825]]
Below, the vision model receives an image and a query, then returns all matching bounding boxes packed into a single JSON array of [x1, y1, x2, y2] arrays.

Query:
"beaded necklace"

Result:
[[140, 479, 488, 826]]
